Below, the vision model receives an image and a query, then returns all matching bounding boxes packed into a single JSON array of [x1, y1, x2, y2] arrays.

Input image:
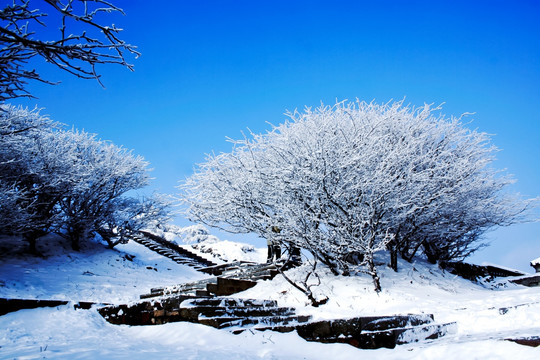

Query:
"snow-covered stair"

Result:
[[99, 295, 455, 349], [130, 231, 218, 270], [98, 295, 311, 330], [140, 261, 279, 299], [251, 314, 457, 349], [180, 297, 311, 330]]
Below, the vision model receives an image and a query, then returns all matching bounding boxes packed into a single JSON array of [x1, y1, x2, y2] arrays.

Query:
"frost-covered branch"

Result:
[[0, 0, 139, 102]]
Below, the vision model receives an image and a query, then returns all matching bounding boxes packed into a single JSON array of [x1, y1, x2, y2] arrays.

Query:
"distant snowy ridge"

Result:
[[147, 223, 219, 244]]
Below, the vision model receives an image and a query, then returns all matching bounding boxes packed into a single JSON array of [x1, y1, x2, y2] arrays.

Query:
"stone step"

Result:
[[140, 291, 165, 299], [171, 256, 189, 262], [131, 231, 219, 271], [195, 290, 211, 297], [505, 336, 540, 347], [141, 280, 216, 299], [243, 315, 453, 349], [248, 274, 274, 281], [99, 295, 199, 325], [200, 314, 312, 329], [141, 263, 269, 299], [220, 264, 277, 279], [363, 314, 434, 331], [185, 297, 278, 308], [205, 277, 257, 296], [510, 275, 540, 287], [98, 295, 300, 328], [98, 295, 454, 350], [198, 261, 258, 276], [393, 321, 457, 346], [291, 314, 434, 341], [333, 321, 457, 349], [498, 301, 540, 315], [186, 305, 296, 319]]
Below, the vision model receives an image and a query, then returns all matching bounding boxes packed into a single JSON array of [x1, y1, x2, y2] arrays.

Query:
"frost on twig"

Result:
[[0, 0, 139, 101]]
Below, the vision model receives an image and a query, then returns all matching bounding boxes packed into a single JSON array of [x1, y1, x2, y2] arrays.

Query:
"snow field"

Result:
[[1, 235, 539, 359]]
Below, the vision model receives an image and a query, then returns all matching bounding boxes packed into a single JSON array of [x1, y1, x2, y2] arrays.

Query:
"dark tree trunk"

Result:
[[388, 239, 398, 272], [24, 233, 37, 254], [422, 241, 438, 264], [97, 229, 117, 249], [23, 230, 45, 255], [71, 235, 80, 251], [69, 225, 89, 251], [316, 253, 341, 276]]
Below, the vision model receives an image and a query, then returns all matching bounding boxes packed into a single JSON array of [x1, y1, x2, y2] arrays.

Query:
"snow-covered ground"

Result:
[[151, 223, 267, 264], [1, 234, 539, 359]]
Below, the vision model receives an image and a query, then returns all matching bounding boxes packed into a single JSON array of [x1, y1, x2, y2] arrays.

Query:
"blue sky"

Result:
[[12, 0, 540, 272]]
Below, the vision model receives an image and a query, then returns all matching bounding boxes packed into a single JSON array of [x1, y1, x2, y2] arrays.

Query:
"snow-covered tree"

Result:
[[181, 100, 534, 292], [94, 195, 172, 249], [0, 105, 62, 251], [0, 105, 167, 252], [50, 129, 150, 250]]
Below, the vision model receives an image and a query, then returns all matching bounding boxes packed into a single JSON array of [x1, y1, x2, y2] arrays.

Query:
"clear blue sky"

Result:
[[12, 0, 540, 272]]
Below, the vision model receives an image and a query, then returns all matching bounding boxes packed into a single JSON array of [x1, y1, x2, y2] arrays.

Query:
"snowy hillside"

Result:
[[1, 234, 539, 359], [150, 223, 267, 264]]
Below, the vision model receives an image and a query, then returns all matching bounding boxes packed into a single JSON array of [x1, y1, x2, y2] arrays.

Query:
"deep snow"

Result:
[[1, 233, 539, 359]]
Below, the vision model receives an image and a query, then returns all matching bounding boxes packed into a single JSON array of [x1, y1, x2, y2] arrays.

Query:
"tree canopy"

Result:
[[181, 100, 534, 291], [0, 105, 169, 252]]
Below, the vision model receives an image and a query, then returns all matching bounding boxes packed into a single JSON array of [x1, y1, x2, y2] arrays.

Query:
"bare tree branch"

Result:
[[0, 0, 139, 102]]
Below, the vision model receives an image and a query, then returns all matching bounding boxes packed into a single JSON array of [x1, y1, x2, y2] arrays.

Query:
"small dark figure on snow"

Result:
[[267, 226, 282, 263]]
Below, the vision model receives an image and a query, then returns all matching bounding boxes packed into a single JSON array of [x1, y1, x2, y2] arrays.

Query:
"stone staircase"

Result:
[[100, 232, 458, 349], [130, 230, 218, 270], [175, 297, 311, 330], [98, 293, 456, 349], [98, 295, 311, 329], [141, 261, 280, 299], [129, 231, 290, 300], [258, 314, 457, 349]]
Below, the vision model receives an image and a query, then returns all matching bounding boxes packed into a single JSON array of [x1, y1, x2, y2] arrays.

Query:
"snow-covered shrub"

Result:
[[180, 100, 535, 292]]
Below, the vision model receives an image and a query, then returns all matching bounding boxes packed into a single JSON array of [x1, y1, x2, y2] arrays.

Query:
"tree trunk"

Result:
[[316, 253, 341, 276], [366, 252, 382, 293], [388, 239, 398, 272], [23, 229, 47, 255], [23, 233, 37, 255], [276, 259, 328, 307], [422, 241, 438, 264], [71, 235, 80, 251], [69, 225, 87, 251]]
